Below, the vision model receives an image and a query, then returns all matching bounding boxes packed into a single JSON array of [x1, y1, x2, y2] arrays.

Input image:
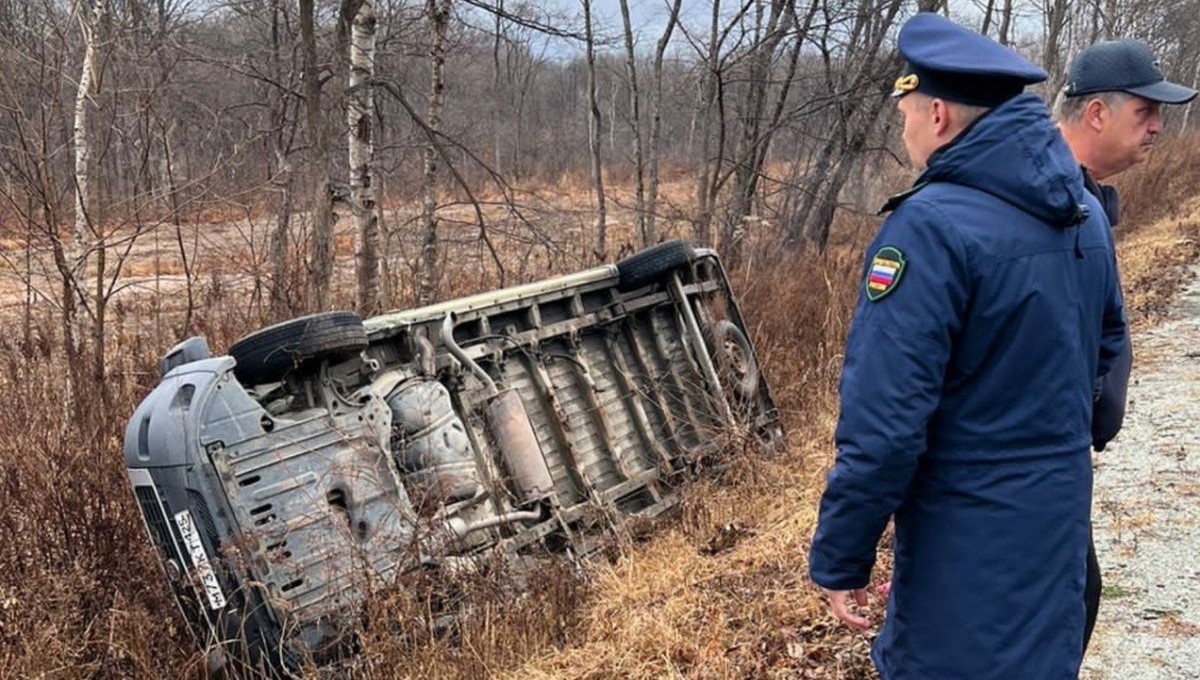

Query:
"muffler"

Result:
[[485, 389, 554, 504]]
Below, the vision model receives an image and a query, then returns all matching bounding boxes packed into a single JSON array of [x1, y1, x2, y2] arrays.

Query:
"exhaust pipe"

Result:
[[441, 313, 553, 504]]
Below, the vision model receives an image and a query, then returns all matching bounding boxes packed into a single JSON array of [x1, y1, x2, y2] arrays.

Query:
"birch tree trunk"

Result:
[[1182, 56, 1200, 131], [68, 0, 106, 414], [646, 0, 682, 247], [418, 0, 451, 305], [582, 0, 607, 260], [349, 0, 379, 314], [72, 0, 103, 363]]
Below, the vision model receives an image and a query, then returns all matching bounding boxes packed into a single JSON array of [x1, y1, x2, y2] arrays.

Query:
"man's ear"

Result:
[[931, 98, 950, 136], [1085, 98, 1107, 132]]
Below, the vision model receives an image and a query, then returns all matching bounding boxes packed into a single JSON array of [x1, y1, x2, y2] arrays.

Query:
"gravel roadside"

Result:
[[1080, 267, 1200, 680]]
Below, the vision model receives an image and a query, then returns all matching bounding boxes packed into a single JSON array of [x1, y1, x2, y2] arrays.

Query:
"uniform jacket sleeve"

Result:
[[809, 201, 970, 590], [1092, 229, 1129, 451]]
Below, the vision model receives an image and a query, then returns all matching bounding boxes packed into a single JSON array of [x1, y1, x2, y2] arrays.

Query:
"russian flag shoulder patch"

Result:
[[865, 246, 906, 302]]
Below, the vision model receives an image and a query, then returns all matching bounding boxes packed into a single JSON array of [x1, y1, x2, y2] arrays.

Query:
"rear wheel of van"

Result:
[[616, 240, 696, 291]]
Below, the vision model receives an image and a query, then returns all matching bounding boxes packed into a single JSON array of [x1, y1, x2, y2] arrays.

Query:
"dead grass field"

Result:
[[0, 137, 1197, 679]]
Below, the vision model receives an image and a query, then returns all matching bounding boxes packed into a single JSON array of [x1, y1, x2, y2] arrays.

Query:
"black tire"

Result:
[[228, 311, 367, 385], [616, 240, 696, 291], [709, 320, 759, 400]]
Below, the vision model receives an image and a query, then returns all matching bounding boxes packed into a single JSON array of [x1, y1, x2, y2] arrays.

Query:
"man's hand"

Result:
[[825, 588, 872, 631], [824, 582, 891, 631]]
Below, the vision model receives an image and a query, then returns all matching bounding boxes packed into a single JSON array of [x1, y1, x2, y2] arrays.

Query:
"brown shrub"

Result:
[[1112, 135, 1200, 326]]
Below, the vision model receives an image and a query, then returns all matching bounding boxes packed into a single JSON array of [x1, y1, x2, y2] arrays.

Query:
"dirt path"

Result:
[[1080, 268, 1200, 680]]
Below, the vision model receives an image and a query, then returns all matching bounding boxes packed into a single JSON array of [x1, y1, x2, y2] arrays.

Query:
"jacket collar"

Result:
[[1080, 167, 1121, 227]]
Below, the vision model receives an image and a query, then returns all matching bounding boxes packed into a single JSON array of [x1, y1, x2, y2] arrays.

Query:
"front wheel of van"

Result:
[[708, 320, 759, 401], [228, 311, 367, 385]]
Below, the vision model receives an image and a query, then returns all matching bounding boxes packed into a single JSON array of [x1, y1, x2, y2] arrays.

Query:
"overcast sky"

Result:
[[527, 2, 1041, 62], [530, 0, 717, 58]]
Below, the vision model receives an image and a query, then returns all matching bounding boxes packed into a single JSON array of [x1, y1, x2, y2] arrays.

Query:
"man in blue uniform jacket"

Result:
[[809, 13, 1127, 680]]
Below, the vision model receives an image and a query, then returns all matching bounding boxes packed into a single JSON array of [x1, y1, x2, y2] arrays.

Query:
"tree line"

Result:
[[1, 0, 1198, 407]]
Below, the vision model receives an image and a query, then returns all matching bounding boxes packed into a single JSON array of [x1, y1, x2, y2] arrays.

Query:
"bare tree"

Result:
[[492, 1, 505, 176], [721, 0, 809, 259], [349, 0, 380, 314], [298, 0, 329, 306], [267, 0, 301, 315], [301, 0, 336, 310], [981, 0, 997, 36], [1183, 55, 1200, 129], [71, 0, 104, 366], [793, 0, 913, 250], [486, 2, 550, 182], [978, 0, 1017, 42], [688, 1, 758, 247], [582, 0, 607, 260], [1042, 0, 1074, 95], [0, 0, 1055, 369], [617, 0, 647, 245], [62, 0, 108, 411], [418, 0, 452, 305], [693, 0, 725, 247], [998, 0, 1015, 45], [646, 0, 683, 246]]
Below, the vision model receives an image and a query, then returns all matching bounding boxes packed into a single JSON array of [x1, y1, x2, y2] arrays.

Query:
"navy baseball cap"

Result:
[[1064, 40, 1197, 104], [891, 13, 1047, 107]]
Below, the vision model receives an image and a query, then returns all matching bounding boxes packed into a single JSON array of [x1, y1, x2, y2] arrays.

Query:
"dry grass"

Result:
[[0, 134, 1197, 679], [480, 236, 879, 680], [1108, 135, 1200, 325]]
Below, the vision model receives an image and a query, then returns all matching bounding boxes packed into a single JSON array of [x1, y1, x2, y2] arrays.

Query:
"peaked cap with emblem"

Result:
[[891, 13, 1048, 107]]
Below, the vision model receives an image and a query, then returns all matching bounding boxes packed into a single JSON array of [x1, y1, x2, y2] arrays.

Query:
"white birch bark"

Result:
[[72, 0, 103, 356], [349, 0, 379, 313], [1182, 57, 1200, 132]]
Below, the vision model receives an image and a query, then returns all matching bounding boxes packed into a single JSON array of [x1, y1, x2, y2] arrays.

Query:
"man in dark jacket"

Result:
[[1055, 38, 1197, 653], [809, 13, 1127, 680]]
